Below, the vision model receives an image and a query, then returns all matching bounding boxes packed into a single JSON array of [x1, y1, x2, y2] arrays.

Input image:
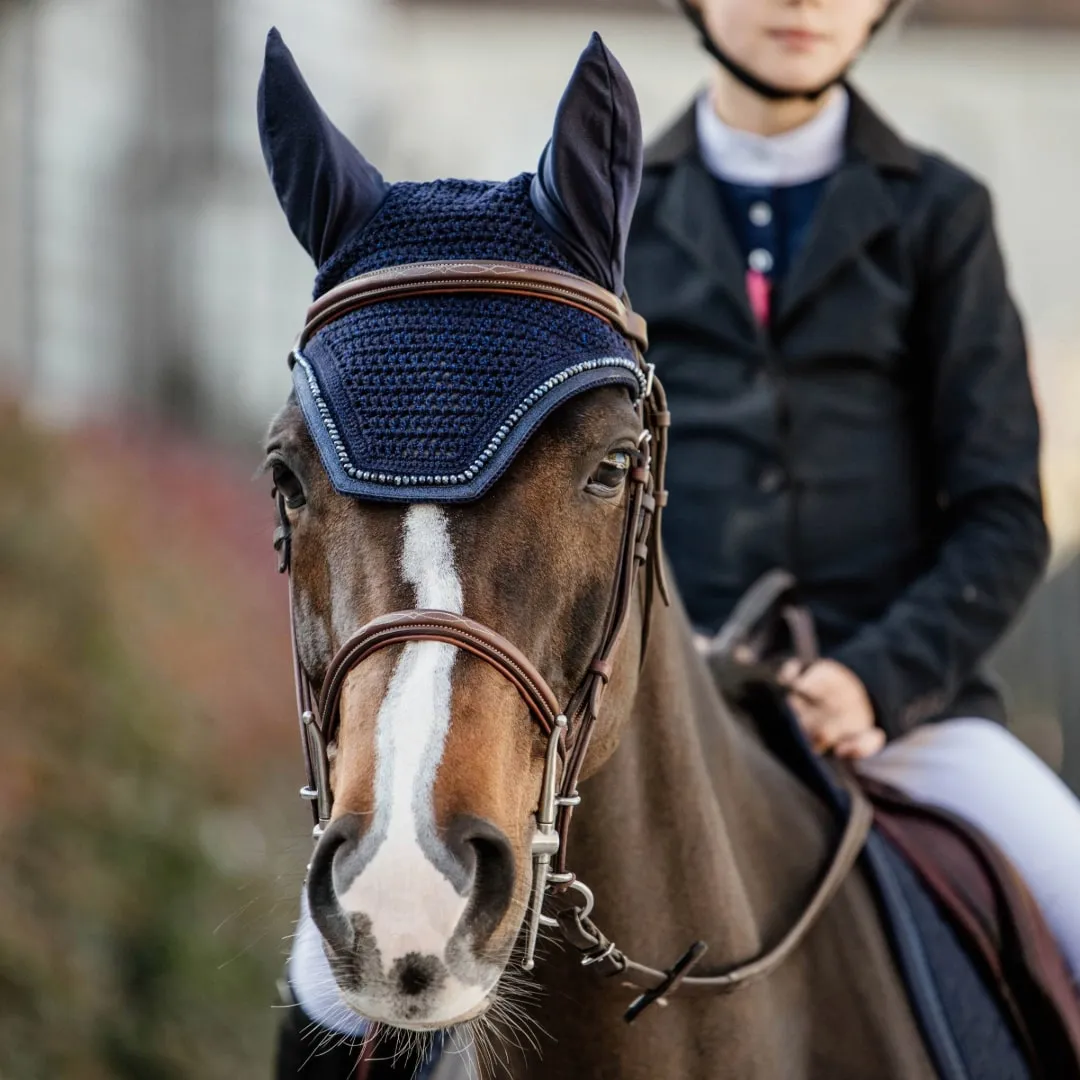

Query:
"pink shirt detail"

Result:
[[746, 269, 771, 326]]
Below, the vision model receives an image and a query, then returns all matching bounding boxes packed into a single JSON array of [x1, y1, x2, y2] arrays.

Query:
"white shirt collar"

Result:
[[695, 87, 850, 187]]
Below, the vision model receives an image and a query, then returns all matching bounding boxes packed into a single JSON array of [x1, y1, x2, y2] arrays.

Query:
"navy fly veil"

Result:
[[259, 29, 645, 502]]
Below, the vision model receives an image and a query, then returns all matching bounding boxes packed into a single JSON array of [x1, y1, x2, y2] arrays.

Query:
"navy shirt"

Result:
[[713, 177, 830, 285]]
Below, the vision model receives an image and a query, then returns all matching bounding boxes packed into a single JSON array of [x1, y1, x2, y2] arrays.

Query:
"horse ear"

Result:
[[257, 28, 388, 266], [531, 33, 643, 295]]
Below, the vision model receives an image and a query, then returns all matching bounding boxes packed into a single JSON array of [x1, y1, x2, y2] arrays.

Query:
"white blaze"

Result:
[[336, 505, 471, 968]]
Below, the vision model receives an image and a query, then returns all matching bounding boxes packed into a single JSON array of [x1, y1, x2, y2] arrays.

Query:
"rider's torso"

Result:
[[625, 94, 1017, 727]]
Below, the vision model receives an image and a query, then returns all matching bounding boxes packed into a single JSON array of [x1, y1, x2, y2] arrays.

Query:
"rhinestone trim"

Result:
[[293, 351, 647, 489]]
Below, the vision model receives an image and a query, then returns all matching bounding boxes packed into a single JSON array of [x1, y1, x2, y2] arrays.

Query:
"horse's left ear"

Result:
[[531, 33, 643, 295]]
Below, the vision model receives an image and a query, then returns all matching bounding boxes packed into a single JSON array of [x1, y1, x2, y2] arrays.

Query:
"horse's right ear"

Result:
[[257, 28, 388, 266], [530, 33, 643, 296]]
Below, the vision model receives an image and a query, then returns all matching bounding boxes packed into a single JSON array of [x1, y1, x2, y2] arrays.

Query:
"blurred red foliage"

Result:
[[0, 400, 308, 1079], [55, 418, 298, 780]]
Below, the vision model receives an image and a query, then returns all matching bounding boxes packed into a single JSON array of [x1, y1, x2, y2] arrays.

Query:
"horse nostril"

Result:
[[445, 815, 515, 940], [471, 834, 514, 899], [306, 813, 364, 952]]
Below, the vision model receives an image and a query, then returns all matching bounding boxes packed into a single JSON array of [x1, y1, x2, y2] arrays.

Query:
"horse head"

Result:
[[259, 29, 656, 1030]]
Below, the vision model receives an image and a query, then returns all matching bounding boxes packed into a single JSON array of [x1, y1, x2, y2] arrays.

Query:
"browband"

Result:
[[300, 260, 649, 355]]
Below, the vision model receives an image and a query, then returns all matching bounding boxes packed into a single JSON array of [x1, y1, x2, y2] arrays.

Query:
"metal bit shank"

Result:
[[301, 711, 333, 839], [522, 714, 567, 971]]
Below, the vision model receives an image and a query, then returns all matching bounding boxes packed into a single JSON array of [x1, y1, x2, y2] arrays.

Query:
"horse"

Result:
[[256, 28, 1076, 1080]]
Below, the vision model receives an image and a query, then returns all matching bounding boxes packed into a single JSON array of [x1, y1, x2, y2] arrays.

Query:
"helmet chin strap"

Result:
[[677, 0, 901, 104]]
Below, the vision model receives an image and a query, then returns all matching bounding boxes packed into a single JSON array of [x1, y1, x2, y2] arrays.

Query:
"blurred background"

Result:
[[0, 0, 1077, 1075]]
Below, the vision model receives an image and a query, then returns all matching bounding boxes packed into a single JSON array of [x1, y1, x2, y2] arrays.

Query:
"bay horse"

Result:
[[257, 28, 1015, 1080]]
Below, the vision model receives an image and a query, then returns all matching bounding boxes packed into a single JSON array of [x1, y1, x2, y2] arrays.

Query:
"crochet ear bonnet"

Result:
[[258, 29, 645, 502]]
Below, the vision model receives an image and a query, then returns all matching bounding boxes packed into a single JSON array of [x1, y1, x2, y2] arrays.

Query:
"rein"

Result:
[[274, 259, 871, 1023]]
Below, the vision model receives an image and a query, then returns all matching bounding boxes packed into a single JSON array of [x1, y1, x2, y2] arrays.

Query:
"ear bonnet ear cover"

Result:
[[258, 27, 388, 266], [530, 32, 643, 297]]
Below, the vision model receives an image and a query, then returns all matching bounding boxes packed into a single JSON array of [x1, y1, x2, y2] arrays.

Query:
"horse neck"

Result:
[[571, 590, 837, 985], [511, 594, 935, 1080]]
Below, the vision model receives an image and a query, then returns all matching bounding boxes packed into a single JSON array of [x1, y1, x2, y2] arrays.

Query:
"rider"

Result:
[[624, 0, 1080, 980]]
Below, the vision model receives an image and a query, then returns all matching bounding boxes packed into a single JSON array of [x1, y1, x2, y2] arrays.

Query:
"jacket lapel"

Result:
[[646, 101, 759, 334], [655, 156, 759, 332], [775, 89, 919, 329], [773, 161, 898, 328], [644, 90, 921, 338]]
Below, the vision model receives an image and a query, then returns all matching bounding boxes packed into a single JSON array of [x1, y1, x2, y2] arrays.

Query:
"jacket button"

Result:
[[749, 201, 773, 227], [749, 248, 774, 274], [758, 465, 786, 493]]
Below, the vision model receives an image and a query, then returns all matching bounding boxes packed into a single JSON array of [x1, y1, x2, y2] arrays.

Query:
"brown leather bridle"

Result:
[[274, 260, 871, 1024]]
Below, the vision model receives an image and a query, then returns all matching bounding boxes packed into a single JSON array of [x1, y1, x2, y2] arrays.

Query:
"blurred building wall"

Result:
[[0, 0, 1076, 778], [2, 3, 1078, 547], [1, 0, 143, 422], [0, 3, 32, 395], [0, 0, 387, 434]]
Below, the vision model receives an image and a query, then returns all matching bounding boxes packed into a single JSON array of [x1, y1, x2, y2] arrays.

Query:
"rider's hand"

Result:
[[777, 659, 885, 760]]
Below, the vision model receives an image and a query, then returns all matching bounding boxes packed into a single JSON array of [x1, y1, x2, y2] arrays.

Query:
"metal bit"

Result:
[[301, 711, 333, 841], [522, 714, 567, 971]]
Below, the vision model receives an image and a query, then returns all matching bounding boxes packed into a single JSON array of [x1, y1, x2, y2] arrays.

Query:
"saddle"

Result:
[[708, 570, 1080, 1080], [867, 776, 1080, 1074]]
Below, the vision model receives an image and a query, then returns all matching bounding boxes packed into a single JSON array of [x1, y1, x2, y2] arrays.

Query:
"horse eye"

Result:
[[272, 462, 306, 509], [588, 450, 633, 495]]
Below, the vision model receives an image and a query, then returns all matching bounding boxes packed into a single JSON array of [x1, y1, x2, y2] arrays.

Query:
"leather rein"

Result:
[[274, 259, 872, 1024]]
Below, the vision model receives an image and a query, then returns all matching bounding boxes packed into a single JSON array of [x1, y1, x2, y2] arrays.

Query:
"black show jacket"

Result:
[[625, 91, 1048, 736]]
